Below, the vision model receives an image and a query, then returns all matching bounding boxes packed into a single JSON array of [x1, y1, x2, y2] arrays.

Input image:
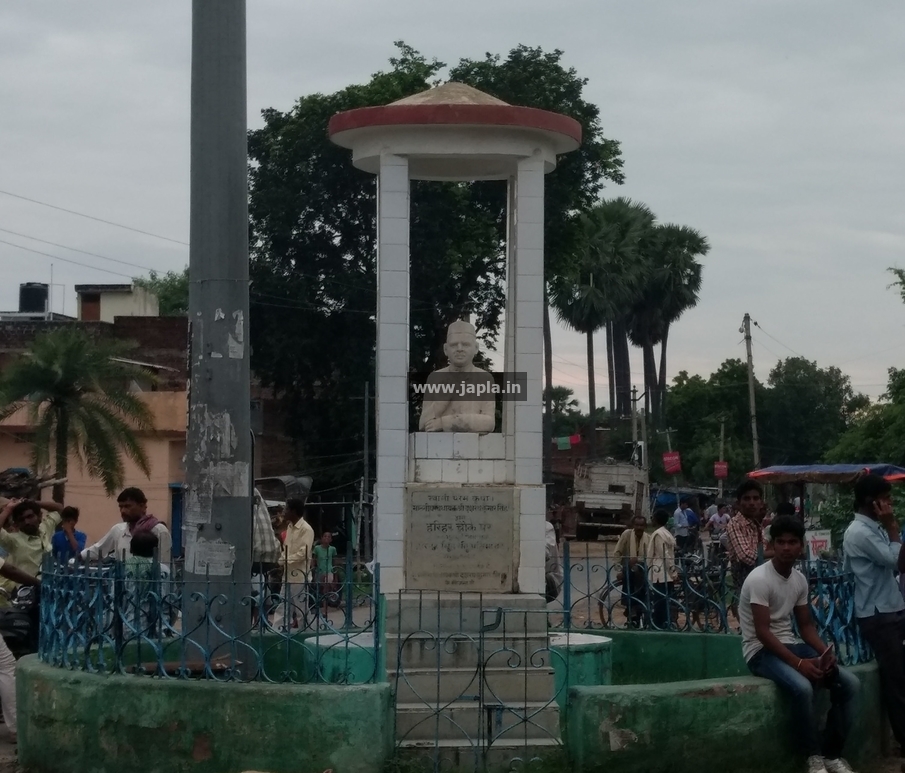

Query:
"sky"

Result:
[[1, 0, 903, 409]]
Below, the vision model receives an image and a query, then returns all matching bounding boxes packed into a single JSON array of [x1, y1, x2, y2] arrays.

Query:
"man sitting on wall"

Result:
[[740, 514, 859, 773]]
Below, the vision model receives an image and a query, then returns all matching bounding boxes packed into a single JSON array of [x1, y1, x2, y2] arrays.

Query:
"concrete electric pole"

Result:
[[718, 415, 726, 501], [742, 313, 761, 469], [183, 0, 252, 656]]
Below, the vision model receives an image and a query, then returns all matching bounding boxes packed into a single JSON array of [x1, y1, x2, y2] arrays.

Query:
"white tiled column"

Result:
[[374, 153, 410, 594], [513, 154, 546, 593]]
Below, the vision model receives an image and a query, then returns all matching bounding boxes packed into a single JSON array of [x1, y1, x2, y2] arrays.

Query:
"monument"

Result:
[[329, 82, 581, 597], [417, 319, 495, 433]]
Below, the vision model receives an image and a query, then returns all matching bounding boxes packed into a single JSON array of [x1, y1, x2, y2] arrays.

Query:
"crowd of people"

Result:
[[605, 473, 905, 773], [0, 486, 343, 746]]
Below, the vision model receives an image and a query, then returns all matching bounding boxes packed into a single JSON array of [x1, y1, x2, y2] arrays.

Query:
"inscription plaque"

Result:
[[405, 486, 515, 592]]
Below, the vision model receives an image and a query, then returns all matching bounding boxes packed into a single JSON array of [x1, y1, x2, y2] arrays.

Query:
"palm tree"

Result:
[[0, 328, 155, 501], [626, 224, 709, 423], [549, 198, 651, 456]]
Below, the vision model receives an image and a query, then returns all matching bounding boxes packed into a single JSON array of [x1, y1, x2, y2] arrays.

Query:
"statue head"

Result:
[[443, 320, 478, 371]]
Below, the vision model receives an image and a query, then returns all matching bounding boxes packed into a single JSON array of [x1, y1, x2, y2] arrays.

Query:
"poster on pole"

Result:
[[662, 451, 682, 475], [714, 461, 729, 479]]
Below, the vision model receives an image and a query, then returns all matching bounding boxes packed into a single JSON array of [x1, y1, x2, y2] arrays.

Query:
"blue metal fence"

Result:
[[556, 540, 871, 665], [38, 552, 382, 683]]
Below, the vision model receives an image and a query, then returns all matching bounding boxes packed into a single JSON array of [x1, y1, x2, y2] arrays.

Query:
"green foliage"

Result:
[[761, 357, 864, 464], [544, 385, 584, 437], [134, 268, 188, 316], [664, 356, 868, 486], [825, 367, 905, 466], [246, 43, 624, 481], [816, 497, 855, 547], [888, 266, 905, 304], [0, 328, 154, 496]]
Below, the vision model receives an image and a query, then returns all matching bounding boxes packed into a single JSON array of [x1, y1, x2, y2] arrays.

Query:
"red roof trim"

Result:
[[328, 104, 582, 145]]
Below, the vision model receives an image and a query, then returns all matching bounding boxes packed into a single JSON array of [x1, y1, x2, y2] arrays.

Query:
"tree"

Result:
[[247, 43, 624, 483], [0, 328, 154, 500], [762, 357, 865, 465], [544, 385, 584, 438], [134, 269, 189, 316], [825, 368, 904, 466], [888, 267, 905, 304], [627, 224, 709, 423]]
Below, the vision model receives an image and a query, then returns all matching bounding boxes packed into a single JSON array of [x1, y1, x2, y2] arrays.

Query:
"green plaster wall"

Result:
[[81, 631, 379, 685], [600, 629, 748, 684], [566, 664, 882, 773], [18, 656, 394, 773]]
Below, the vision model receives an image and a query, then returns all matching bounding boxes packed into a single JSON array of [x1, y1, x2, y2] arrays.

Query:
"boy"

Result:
[[312, 531, 338, 619], [741, 514, 859, 773], [51, 506, 87, 563]]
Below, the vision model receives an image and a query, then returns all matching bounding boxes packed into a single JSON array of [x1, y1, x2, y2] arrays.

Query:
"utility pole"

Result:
[[742, 313, 761, 468], [183, 0, 251, 659], [718, 416, 726, 501], [640, 405, 648, 472], [631, 386, 639, 451]]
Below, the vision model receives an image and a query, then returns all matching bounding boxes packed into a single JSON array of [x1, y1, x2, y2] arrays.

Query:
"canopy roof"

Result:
[[747, 464, 905, 485]]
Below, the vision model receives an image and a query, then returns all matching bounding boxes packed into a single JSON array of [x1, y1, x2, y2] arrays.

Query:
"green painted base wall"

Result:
[[601, 629, 749, 684], [566, 664, 882, 773], [18, 656, 393, 773]]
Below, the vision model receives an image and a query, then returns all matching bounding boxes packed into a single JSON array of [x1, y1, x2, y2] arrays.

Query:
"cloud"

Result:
[[1, 0, 902, 402]]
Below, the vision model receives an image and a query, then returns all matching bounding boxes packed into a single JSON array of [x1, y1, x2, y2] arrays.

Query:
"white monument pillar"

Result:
[[374, 153, 410, 594], [329, 83, 580, 596], [511, 155, 547, 593]]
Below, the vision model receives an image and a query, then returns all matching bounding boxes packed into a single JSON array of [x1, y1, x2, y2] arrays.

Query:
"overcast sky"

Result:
[[1, 1, 903, 408]]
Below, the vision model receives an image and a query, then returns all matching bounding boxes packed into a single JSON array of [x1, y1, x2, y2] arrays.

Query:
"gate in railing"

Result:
[[390, 597, 567, 773]]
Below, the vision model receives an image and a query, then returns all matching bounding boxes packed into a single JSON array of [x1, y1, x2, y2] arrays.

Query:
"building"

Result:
[[75, 283, 159, 322], [0, 307, 298, 551]]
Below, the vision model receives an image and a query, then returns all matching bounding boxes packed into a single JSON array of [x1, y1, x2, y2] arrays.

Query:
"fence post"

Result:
[[562, 539, 571, 630]]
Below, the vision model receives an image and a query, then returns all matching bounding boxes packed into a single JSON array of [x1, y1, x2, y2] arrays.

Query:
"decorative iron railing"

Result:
[[557, 540, 871, 665], [37, 552, 381, 683]]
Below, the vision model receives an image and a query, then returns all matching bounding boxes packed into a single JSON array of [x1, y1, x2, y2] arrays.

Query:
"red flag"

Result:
[[714, 461, 728, 479], [662, 451, 682, 475], [569, 434, 581, 445]]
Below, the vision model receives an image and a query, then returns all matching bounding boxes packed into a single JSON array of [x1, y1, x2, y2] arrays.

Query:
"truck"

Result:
[[571, 458, 650, 541]]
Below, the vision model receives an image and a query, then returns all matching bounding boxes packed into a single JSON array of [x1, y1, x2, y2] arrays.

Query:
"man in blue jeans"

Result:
[[740, 515, 859, 773]]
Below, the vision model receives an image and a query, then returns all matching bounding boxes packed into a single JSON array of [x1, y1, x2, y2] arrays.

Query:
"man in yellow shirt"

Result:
[[0, 498, 63, 578], [278, 498, 314, 629], [613, 515, 651, 628]]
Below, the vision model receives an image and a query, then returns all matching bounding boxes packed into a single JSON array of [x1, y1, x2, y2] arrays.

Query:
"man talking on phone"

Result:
[[741, 514, 860, 773], [843, 474, 905, 757]]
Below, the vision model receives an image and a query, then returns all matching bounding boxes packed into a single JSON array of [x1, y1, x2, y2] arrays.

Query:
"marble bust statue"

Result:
[[418, 320, 496, 433]]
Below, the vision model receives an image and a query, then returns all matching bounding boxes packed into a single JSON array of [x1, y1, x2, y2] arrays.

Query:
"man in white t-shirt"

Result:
[[740, 515, 859, 773]]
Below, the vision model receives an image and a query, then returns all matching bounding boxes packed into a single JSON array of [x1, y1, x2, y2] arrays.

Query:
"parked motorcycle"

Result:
[[0, 585, 40, 659]]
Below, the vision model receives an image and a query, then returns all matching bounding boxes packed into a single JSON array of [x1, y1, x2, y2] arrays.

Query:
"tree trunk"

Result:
[[658, 324, 670, 421], [643, 342, 658, 426], [52, 406, 68, 503], [605, 321, 616, 423], [613, 319, 632, 417], [587, 330, 597, 459], [543, 294, 553, 491]]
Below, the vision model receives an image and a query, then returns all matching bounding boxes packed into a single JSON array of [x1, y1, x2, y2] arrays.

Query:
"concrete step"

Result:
[[395, 701, 560, 743], [390, 666, 555, 704], [385, 632, 552, 670], [396, 737, 563, 769], [385, 593, 548, 635]]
